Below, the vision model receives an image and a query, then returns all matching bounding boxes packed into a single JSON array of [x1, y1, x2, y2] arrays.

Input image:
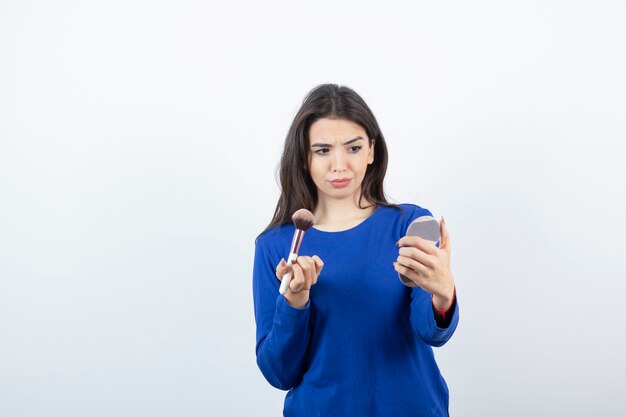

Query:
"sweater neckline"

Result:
[[307, 205, 380, 235]]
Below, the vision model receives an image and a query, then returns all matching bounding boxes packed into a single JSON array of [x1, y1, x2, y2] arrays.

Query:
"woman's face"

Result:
[[307, 117, 375, 204]]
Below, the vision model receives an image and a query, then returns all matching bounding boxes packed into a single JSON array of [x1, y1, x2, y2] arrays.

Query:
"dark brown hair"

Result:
[[256, 84, 400, 241]]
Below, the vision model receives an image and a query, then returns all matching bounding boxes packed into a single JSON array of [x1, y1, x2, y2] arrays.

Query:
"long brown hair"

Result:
[[256, 84, 400, 241]]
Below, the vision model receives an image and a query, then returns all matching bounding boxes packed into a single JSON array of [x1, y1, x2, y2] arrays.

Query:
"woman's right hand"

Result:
[[275, 255, 324, 308]]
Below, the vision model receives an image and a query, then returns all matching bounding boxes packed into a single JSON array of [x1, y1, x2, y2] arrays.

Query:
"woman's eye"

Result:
[[349, 146, 363, 153], [315, 148, 329, 155]]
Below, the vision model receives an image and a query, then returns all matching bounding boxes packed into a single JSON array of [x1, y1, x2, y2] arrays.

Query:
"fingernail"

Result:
[[442, 216, 446, 226]]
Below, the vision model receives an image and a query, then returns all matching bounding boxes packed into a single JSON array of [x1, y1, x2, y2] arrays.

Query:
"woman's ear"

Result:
[[368, 139, 375, 164]]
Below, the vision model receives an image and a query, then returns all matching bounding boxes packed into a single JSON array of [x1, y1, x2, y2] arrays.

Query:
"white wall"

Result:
[[1, 1, 624, 416]]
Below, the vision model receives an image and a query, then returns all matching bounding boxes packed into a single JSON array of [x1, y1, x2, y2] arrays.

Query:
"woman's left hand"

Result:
[[393, 217, 455, 310]]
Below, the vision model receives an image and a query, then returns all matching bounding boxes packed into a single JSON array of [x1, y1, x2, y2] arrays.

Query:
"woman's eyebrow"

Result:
[[311, 136, 364, 147]]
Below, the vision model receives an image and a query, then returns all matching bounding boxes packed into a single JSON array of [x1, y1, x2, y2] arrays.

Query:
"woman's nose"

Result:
[[332, 150, 346, 172]]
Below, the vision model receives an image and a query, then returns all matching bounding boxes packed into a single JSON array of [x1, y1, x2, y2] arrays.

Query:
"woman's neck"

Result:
[[313, 197, 376, 229]]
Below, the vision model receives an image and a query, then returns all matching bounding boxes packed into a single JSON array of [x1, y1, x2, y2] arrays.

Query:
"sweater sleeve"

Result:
[[410, 286, 459, 347], [404, 204, 460, 347], [252, 235, 312, 390]]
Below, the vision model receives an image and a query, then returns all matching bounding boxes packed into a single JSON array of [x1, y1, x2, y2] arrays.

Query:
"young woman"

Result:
[[252, 84, 458, 417]]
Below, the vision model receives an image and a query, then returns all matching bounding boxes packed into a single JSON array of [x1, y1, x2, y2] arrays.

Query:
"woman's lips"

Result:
[[330, 179, 351, 188]]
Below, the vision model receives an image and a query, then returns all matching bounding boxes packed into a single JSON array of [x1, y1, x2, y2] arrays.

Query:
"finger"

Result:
[[296, 256, 313, 279], [396, 254, 429, 277], [302, 256, 317, 285], [398, 246, 434, 269], [300, 256, 317, 285], [439, 216, 451, 253], [312, 255, 324, 275], [306, 256, 317, 282], [300, 256, 314, 267], [397, 235, 438, 254], [393, 261, 424, 287], [275, 258, 287, 281], [290, 263, 305, 292]]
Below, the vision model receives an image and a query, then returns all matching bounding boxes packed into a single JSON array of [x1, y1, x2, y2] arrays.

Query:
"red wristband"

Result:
[[431, 287, 456, 321]]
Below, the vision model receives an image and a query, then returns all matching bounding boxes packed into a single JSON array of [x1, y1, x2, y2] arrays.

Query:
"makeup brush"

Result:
[[279, 208, 316, 295]]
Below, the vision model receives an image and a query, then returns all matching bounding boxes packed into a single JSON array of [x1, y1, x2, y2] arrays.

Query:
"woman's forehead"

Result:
[[308, 118, 367, 143]]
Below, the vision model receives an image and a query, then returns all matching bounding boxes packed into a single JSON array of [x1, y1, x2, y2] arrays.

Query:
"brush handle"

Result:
[[279, 252, 298, 295]]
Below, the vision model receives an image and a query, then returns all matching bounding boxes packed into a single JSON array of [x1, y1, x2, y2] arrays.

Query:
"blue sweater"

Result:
[[252, 204, 459, 417]]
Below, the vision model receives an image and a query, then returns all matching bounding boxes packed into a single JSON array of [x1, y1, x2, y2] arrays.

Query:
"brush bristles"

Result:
[[292, 209, 315, 231]]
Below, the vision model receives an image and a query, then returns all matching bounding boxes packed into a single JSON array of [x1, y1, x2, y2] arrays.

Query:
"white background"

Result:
[[1, 1, 625, 416]]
